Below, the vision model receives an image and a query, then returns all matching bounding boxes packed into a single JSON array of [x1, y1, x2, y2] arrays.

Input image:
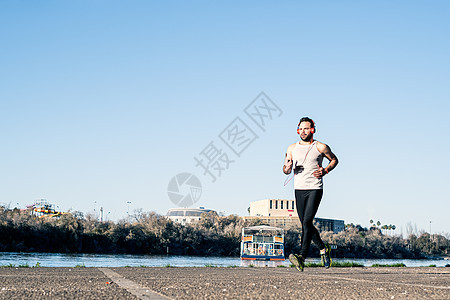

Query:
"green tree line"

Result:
[[0, 207, 448, 258]]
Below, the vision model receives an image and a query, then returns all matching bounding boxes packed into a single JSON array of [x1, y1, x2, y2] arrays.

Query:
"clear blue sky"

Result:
[[1, 1, 449, 234]]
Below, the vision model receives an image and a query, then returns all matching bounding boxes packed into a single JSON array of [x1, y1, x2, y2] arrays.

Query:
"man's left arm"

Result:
[[313, 142, 339, 178]]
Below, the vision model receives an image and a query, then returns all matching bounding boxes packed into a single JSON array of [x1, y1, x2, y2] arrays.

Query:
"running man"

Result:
[[283, 117, 339, 271]]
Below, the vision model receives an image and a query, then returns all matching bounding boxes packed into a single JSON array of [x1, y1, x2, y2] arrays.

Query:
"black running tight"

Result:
[[295, 189, 325, 258]]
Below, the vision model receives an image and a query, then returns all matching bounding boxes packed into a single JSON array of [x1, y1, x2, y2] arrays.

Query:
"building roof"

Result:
[[243, 225, 283, 233], [166, 207, 216, 217]]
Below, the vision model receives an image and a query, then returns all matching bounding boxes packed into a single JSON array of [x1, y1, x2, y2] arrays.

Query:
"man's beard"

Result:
[[300, 133, 313, 142]]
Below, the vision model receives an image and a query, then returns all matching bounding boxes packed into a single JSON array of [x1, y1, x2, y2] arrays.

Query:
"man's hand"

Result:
[[313, 166, 327, 178], [283, 145, 295, 175], [283, 159, 293, 174]]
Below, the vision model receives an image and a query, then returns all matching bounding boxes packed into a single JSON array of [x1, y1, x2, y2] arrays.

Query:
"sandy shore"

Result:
[[0, 266, 449, 299]]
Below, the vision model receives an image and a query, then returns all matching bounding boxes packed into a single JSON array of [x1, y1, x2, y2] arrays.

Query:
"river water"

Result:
[[0, 252, 448, 268]]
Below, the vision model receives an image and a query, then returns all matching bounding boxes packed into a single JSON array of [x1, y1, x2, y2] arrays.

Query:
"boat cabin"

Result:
[[240, 225, 285, 261]]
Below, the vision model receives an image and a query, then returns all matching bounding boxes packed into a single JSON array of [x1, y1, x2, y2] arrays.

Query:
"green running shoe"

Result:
[[321, 244, 332, 268], [289, 253, 305, 272]]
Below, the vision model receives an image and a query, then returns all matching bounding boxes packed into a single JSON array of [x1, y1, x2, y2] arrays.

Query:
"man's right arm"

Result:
[[282, 144, 294, 175]]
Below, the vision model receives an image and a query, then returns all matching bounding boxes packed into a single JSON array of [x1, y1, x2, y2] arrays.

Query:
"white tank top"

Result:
[[292, 141, 324, 190]]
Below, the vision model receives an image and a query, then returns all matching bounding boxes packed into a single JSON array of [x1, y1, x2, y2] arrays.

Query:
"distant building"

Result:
[[166, 207, 216, 225], [250, 199, 297, 217], [314, 217, 345, 233], [245, 199, 345, 233]]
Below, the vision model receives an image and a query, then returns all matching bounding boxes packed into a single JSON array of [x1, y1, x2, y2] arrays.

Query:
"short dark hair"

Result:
[[298, 117, 315, 128]]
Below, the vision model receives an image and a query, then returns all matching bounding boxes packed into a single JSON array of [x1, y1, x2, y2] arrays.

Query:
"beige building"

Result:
[[250, 199, 297, 217], [245, 199, 345, 233]]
